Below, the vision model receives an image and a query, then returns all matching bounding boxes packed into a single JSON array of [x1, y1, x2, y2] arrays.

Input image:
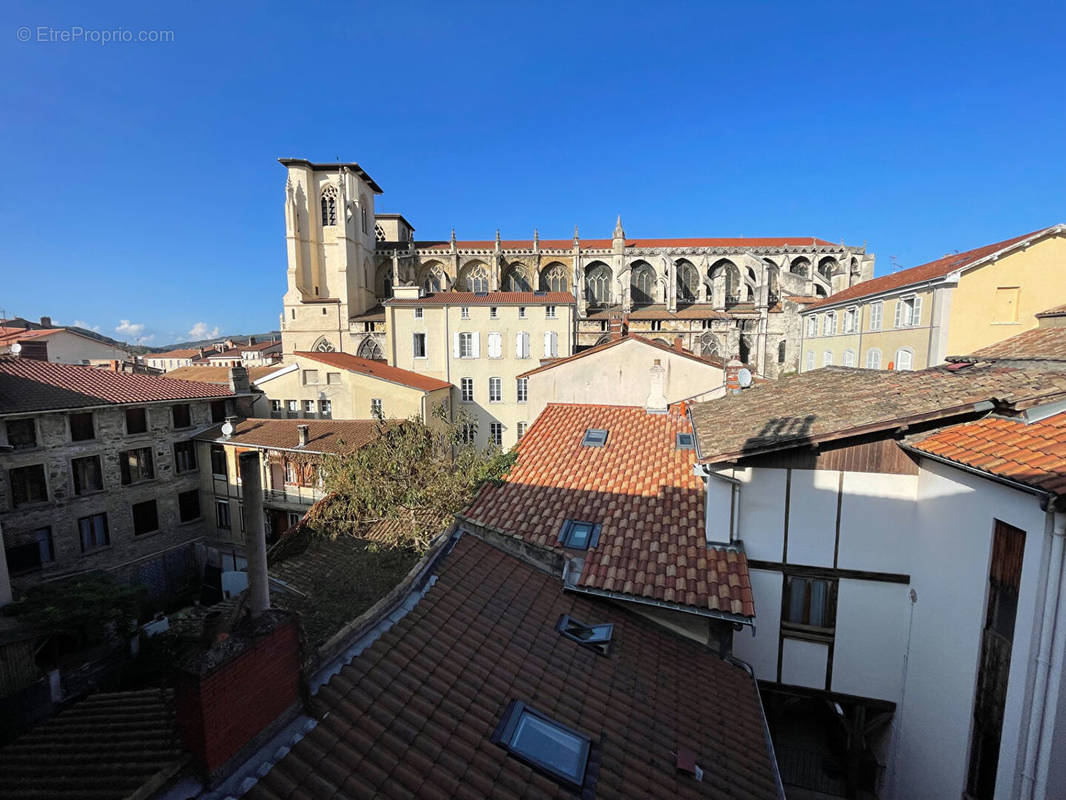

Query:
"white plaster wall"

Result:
[[836, 472, 919, 575], [39, 331, 131, 363], [786, 469, 839, 566], [732, 568, 782, 680], [890, 460, 1048, 800], [735, 466, 787, 562], [832, 579, 910, 701], [781, 637, 829, 689], [704, 474, 734, 544]]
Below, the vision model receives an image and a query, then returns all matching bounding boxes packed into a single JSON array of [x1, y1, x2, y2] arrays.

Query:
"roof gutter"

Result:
[[561, 575, 754, 628]]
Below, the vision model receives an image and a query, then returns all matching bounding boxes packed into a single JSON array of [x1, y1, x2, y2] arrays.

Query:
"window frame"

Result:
[[125, 407, 148, 435], [10, 463, 48, 507], [781, 574, 838, 639], [71, 454, 104, 495], [676, 432, 695, 450], [516, 377, 528, 403], [488, 377, 502, 403], [460, 377, 474, 403], [869, 300, 883, 331], [132, 499, 160, 536], [458, 331, 475, 359], [78, 512, 110, 552], [4, 526, 55, 575], [413, 332, 427, 359], [172, 403, 192, 429], [557, 519, 601, 550], [371, 398, 383, 417], [215, 499, 232, 530], [178, 489, 201, 523], [545, 305, 557, 319], [556, 614, 614, 656], [120, 446, 155, 485], [210, 445, 227, 478], [69, 411, 95, 442], [491, 700, 592, 790], [489, 422, 503, 447], [582, 428, 608, 447]]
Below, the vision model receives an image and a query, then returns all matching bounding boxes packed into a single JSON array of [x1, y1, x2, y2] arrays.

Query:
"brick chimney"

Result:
[[39, 316, 52, 328], [645, 359, 668, 414], [608, 314, 627, 342], [724, 357, 748, 394], [297, 424, 310, 447]]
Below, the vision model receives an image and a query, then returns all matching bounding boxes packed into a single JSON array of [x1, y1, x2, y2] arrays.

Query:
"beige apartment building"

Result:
[[385, 287, 575, 448], [251, 350, 450, 424], [799, 223, 1066, 371]]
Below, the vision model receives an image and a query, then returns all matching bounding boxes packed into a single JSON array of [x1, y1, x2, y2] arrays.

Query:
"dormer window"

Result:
[[492, 701, 591, 790], [320, 185, 338, 226], [556, 614, 613, 656], [676, 432, 694, 450], [582, 428, 608, 447], [558, 519, 601, 550]]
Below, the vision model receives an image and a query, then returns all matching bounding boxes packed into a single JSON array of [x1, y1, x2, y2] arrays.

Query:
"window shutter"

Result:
[[452, 332, 460, 358], [911, 296, 922, 327], [471, 332, 480, 358], [516, 331, 528, 358], [488, 333, 501, 359], [893, 300, 903, 328]]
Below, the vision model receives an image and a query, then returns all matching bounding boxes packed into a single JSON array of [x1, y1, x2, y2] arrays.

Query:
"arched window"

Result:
[[843, 350, 856, 367], [357, 337, 384, 360], [866, 349, 882, 369], [709, 259, 740, 305], [502, 264, 532, 292], [312, 337, 335, 353], [460, 263, 490, 293], [422, 263, 448, 294], [320, 185, 338, 226], [699, 333, 720, 358], [790, 257, 810, 278], [895, 348, 914, 371], [778, 341, 787, 364], [585, 263, 611, 307], [818, 257, 839, 280], [630, 262, 656, 305], [676, 260, 699, 303], [540, 263, 569, 293]]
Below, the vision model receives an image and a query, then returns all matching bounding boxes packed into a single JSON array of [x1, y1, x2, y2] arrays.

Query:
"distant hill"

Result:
[[148, 332, 282, 353]]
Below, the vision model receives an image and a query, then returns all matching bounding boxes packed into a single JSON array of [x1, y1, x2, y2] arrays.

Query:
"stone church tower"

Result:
[[278, 159, 383, 356]]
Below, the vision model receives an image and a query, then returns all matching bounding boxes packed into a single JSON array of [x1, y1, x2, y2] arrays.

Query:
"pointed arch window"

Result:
[[585, 264, 611, 307], [699, 332, 720, 358], [541, 263, 569, 293], [320, 185, 338, 226], [312, 337, 335, 353], [790, 257, 810, 278], [630, 263, 656, 305], [357, 337, 384, 360], [503, 265, 532, 292], [462, 263, 490, 293], [676, 261, 698, 303], [423, 264, 448, 294]]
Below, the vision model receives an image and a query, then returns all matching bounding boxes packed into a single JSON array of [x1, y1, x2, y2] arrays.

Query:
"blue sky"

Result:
[[1, 0, 1063, 347]]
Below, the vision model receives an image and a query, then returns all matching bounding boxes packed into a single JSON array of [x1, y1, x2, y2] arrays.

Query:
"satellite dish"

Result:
[[737, 368, 753, 388], [10, 342, 21, 355], [221, 421, 235, 438]]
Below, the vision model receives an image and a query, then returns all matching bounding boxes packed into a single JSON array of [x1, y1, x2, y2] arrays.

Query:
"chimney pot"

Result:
[[297, 424, 310, 447]]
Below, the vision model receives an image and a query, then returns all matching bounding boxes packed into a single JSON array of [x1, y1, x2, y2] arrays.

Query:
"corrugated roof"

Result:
[[463, 404, 754, 618], [0, 357, 233, 414], [293, 351, 451, 392], [196, 417, 388, 454], [246, 534, 781, 800]]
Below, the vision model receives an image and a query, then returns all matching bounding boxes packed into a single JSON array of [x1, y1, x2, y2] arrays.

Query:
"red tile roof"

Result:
[[953, 327, 1066, 362], [1036, 304, 1066, 318], [196, 417, 388, 455], [0, 357, 234, 414], [906, 413, 1066, 495], [415, 236, 835, 250], [246, 534, 781, 800], [164, 365, 280, 384], [148, 347, 216, 360], [0, 327, 64, 345], [293, 351, 451, 392], [387, 291, 575, 306], [463, 404, 755, 618], [803, 226, 1060, 311], [519, 334, 724, 378]]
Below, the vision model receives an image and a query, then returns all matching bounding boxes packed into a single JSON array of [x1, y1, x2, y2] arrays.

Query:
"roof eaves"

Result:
[[563, 577, 756, 626], [899, 439, 1056, 503]]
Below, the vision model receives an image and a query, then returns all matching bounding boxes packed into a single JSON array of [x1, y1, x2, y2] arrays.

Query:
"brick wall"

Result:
[[175, 616, 302, 776]]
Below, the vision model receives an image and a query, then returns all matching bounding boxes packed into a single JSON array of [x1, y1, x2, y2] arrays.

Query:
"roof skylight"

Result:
[[582, 428, 608, 447], [493, 700, 591, 789], [557, 614, 613, 655], [558, 520, 601, 550], [676, 432, 695, 450]]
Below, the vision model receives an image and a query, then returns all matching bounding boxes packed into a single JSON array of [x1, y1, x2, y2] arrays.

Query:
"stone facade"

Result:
[[277, 159, 876, 379]]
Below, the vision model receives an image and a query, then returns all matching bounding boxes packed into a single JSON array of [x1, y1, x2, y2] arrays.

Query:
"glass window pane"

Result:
[[809, 580, 828, 627], [568, 523, 592, 548], [786, 577, 807, 624], [510, 714, 585, 780]]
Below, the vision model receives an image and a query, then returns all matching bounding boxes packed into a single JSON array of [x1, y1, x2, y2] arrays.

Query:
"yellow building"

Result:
[[250, 351, 451, 424], [798, 224, 1066, 371]]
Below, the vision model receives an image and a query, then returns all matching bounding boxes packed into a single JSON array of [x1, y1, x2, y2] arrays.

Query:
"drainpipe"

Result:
[[1021, 506, 1066, 799]]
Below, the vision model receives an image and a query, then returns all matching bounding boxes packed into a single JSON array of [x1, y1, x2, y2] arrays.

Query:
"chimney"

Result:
[[39, 316, 52, 328], [673, 336, 684, 352], [228, 365, 250, 394], [645, 359, 668, 414], [297, 424, 310, 447], [248, 336, 256, 345], [109, 360, 120, 372], [608, 314, 624, 342], [724, 357, 748, 394], [238, 451, 270, 617]]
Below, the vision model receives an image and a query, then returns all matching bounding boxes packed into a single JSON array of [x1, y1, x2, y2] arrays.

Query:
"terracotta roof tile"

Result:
[[0, 357, 234, 414], [246, 535, 781, 800], [196, 417, 388, 455], [804, 225, 1062, 311], [907, 412, 1066, 494], [463, 404, 754, 618], [518, 335, 723, 378], [691, 363, 1066, 464], [953, 327, 1066, 362], [293, 351, 451, 392], [1036, 304, 1066, 318], [415, 236, 834, 250], [162, 365, 281, 384]]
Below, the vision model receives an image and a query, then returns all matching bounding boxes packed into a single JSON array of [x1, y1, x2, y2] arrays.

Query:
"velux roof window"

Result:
[[582, 427, 608, 447], [557, 614, 613, 656], [493, 700, 591, 789], [676, 432, 695, 450], [558, 519, 601, 550]]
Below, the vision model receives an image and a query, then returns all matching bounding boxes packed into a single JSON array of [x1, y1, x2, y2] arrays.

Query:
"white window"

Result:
[[487, 332, 502, 359], [413, 332, 427, 358], [545, 305, 557, 319], [516, 377, 528, 403], [515, 331, 531, 359], [869, 301, 883, 331], [455, 331, 479, 359], [866, 349, 882, 369], [371, 398, 383, 416], [806, 351, 815, 371], [823, 312, 836, 336], [459, 422, 476, 444], [806, 316, 817, 337], [895, 348, 914, 371], [843, 307, 857, 333], [320, 400, 331, 417], [287, 400, 298, 416], [303, 400, 315, 415], [414, 307, 424, 319], [543, 331, 559, 358], [460, 306, 470, 319], [460, 377, 474, 402], [489, 377, 502, 403], [270, 399, 282, 415], [518, 306, 526, 319], [517, 421, 527, 440], [823, 351, 833, 367], [489, 422, 503, 447], [489, 306, 498, 319], [843, 350, 856, 367], [894, 295, 922, 328], [302, 369, 319, 385]]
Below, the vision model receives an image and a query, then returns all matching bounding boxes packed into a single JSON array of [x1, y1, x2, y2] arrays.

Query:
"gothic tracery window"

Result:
[[423, 264, 448, 294], [676, 260, 699, 303], [320, 185, 338, 226], [312, 337, 335, 353], [541, 263, 569, 293], [461, 263, 490, 293], [585, 263, 611, 307], [630, 262, 656, 305], [357, 337, 383, 360], [699, 332, 720, 358], [790, 257, 810, 278], [503, 265, 532, 292]]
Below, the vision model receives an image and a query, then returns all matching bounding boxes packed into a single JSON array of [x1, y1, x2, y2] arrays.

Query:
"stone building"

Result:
[[276, 158, 874, 378], [0, 358, 251, 604]]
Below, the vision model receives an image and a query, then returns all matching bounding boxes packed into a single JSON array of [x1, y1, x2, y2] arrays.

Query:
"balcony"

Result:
[[263, 487, 320, 507]]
